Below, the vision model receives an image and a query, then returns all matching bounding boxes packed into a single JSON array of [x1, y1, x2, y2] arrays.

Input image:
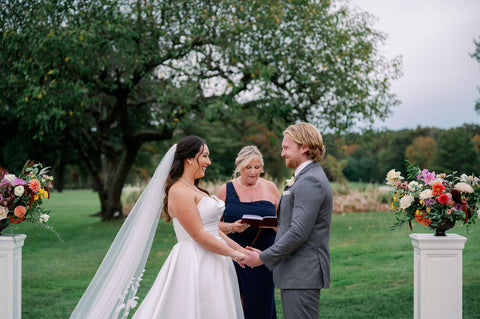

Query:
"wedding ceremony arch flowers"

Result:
[[385, 162, 480, 235], [0, 161, 57, 236]]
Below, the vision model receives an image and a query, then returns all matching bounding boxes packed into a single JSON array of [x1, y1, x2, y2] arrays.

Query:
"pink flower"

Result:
[[418, 169, 436, 185], [28, 179, 41, 193], [14, 206, 26, 218]]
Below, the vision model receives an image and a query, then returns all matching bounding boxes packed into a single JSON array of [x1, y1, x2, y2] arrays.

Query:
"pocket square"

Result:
[[282, 190, 290, 196]]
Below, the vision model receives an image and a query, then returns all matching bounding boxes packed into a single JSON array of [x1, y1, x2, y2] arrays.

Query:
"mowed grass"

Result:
[[12, 190, 480, 318]]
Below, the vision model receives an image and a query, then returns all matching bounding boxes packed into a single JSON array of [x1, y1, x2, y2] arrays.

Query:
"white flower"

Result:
[[285, 177, 295, 187], [477, 208, 480, 219], [3, 174, 16, 184], [400, 195, 414, 209], [14, 185, 25, 197], [419, 189, 433, 200], [460, 174, 469, 183], [408, 181, 419, 191], [386, 169, 403, 186], [454, 182, 474, 193], [39, 214, 50, 223], [0, 206, 8, 220]]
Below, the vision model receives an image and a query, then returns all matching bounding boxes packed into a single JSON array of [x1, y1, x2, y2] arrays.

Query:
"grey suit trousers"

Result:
[[281, 289, 321, 319]]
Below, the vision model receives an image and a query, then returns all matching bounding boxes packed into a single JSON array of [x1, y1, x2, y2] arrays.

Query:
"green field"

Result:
[[10, 190, 480, 318]]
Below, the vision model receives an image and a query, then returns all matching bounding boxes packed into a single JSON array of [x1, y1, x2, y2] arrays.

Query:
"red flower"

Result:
[[436, 194, 449, 205], [415, 210, 432, 226], [8, 216, 24, 224], [432, 182, 445, 196]]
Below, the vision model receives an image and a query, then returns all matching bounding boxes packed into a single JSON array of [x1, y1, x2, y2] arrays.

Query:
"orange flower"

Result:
[[415, 210, 432, 226], [28, 179, 41, 193], [432, 182, 445, 196], [14, 205, 26, 218]]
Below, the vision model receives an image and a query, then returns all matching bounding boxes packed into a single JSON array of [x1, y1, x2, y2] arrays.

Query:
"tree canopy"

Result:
[[1, 0, 401, 219]]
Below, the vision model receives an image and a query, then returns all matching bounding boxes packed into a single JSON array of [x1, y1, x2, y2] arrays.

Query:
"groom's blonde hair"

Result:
[[283, 122, 325, 162]]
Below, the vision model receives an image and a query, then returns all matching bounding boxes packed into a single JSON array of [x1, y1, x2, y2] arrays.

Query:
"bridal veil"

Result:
[[70, 144, 177, 319]]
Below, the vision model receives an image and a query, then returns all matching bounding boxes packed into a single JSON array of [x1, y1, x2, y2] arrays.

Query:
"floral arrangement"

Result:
[[0, 161, 58, 237], [385, 162, 479, 235]]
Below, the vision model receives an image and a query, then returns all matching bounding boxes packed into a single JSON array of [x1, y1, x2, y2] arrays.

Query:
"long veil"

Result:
[[70, 144, 177, 319]]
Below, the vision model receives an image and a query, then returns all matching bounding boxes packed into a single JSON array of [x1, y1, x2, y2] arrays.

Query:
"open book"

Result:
[[241, 214, 278, 228]]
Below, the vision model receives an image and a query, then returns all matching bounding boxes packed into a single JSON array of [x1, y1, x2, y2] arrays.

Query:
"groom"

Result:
[[243, 122, 333, 318]]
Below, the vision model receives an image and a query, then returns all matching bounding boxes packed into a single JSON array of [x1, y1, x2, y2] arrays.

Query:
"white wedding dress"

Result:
[[132, 196, 244, 319]]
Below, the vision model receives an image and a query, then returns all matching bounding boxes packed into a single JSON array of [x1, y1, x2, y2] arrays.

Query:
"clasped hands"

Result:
[[234, 246, 263, 268]]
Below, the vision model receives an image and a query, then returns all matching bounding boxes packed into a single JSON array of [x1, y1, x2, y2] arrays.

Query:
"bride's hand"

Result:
[[233, 250, 247, 268]]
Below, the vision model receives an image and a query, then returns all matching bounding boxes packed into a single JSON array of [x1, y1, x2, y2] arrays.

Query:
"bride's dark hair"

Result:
[[161, 135, 210, 222]]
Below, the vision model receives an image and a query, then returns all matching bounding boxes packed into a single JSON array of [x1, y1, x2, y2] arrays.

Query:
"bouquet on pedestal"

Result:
[[0, 161, 58, 237], [385, 162, 479, 236]]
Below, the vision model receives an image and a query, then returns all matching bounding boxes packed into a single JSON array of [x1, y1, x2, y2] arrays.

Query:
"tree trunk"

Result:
[[54, 158, 65, 192]]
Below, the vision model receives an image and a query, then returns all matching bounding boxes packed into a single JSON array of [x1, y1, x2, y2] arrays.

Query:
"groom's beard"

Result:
[[285, 157, 301, 169]]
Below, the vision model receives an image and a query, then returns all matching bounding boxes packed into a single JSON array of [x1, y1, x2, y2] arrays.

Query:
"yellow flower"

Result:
[[36, 188, 48, 200]]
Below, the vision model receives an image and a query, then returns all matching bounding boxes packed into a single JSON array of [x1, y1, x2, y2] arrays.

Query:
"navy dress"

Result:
[[223, 182, 277, 319]]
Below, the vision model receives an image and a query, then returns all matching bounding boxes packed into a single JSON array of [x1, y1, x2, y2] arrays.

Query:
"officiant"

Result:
[[217, 145, 280, 319]]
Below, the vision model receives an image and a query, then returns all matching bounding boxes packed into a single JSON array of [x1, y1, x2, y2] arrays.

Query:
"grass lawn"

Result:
[[10, 190, 480, 318]]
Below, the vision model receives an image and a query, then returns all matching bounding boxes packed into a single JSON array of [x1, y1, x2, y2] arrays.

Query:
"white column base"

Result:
[[0, 234, 27, 319], [410, 233, 467, 319]]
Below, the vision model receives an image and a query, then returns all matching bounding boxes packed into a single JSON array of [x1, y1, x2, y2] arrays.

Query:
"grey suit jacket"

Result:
[[260, 162, 333, 289]]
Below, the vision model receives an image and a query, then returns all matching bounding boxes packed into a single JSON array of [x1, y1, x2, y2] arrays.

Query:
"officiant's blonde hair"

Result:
[[233, 145, 264, 178], [284, 122, 325, 162]]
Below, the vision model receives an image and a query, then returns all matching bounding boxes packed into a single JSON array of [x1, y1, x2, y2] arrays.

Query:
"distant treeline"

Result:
[[2, 121, 479, 189], [322, 124, 480, 183]]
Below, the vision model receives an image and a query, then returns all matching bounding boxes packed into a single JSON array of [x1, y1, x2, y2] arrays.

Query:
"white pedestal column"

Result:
[[0, 234, 27, 319], [410, 233, 467, 319]]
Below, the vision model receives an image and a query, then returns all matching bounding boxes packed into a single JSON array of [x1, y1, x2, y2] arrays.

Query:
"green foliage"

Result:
[[322, 154, 347, 182], [430, 127, 480, 175], [405, 135, 436, 168]]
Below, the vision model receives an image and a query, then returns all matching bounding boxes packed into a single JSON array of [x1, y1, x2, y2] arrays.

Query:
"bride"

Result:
[[70, 136, 247, 319]]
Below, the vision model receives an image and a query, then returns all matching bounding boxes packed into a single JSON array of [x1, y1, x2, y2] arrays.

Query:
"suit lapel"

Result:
[[278, 162, 318, 220]]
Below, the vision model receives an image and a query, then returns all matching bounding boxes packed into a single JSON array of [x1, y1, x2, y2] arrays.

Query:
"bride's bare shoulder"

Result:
[[169, 182, 190, 197]]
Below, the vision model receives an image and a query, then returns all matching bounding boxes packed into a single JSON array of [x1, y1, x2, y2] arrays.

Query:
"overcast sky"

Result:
[[347, 0, 480, 130]]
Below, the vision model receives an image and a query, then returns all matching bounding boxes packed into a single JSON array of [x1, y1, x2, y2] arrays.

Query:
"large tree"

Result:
[[0, 0, 401, 220]]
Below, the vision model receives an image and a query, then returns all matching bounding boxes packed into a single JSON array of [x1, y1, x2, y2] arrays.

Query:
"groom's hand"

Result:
[[246, 246, 262, 254], [243, 248, 264, 268]]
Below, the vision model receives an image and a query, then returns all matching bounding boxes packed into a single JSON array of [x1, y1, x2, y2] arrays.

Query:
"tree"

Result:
[[430, 127, 480, 175], [0, 0, 401, 220], [405, 136, 436, 168]]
